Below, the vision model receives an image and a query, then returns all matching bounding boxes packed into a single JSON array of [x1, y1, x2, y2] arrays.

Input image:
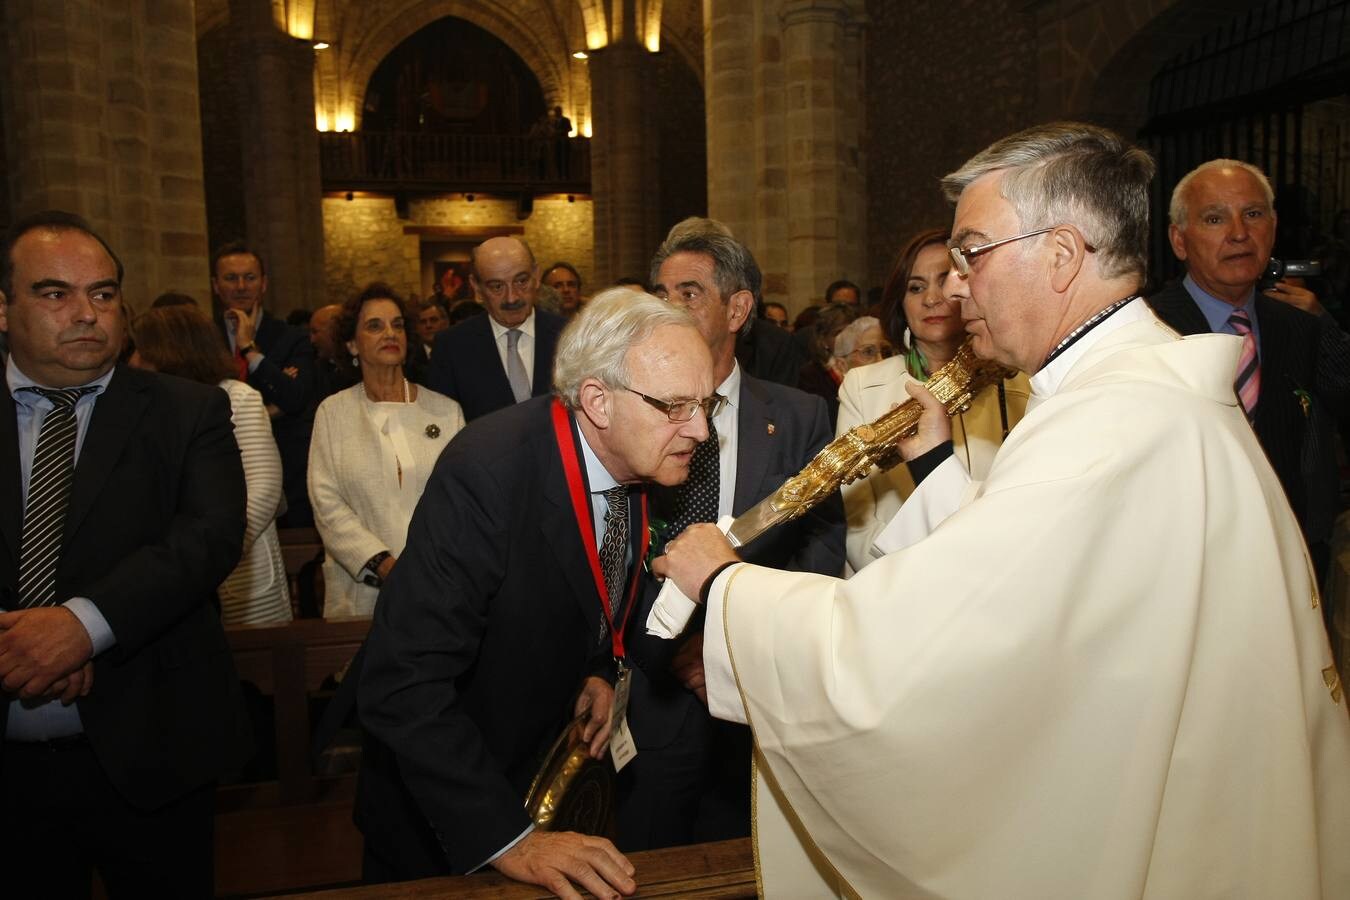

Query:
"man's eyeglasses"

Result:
[[947, 226, 1095, 276], [625, 388, 727, 423]]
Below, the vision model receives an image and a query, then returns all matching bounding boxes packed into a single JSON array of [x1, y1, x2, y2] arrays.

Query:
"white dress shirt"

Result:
[[487, 309, 537, 391]]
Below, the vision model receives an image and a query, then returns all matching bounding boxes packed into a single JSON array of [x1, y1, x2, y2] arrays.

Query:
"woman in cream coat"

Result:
[[309, 283, 465, 618], [837, 228, 1031, 572]]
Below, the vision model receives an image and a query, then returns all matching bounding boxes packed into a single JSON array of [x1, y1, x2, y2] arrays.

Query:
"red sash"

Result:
[[550, 398, 648, 660]]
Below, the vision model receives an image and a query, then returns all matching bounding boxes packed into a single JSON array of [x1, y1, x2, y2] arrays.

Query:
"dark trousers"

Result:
[[1, 739, 215, 899]]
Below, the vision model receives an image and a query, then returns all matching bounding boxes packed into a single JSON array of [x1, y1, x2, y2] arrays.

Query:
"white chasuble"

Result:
[[707, 311, 1350, 899]]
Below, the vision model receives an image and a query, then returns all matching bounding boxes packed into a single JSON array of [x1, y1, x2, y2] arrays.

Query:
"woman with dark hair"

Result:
[[307, 283, 465, 618], [836, 227, 1032, 572], [130, 305, 292, 625]]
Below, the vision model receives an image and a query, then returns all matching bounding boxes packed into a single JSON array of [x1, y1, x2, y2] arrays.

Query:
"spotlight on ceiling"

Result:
[[572, 50, 589, 60], [313, 41, 330, 50]]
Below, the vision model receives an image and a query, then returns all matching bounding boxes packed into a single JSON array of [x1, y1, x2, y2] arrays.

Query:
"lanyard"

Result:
[[550, 398, 649, 661]]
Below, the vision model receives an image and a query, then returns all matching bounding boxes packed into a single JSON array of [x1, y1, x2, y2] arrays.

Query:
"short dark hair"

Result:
[[132, 305, 235, 385], [879, 228, 950, 347], [449, 298, 486, 324], [151, 292, 199, 309], [825, 279, 861, 304], [1, 210, 124, 300], [211, 240, 267, 277], [763, 301, 788, 318], [418, 296, 450, 317], [543, 261, 582, 286], [338, 282, 410, 373]]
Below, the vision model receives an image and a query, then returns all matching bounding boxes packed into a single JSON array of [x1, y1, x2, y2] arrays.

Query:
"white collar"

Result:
[[488, 308, 537, 342], [1029, 297, 1151, 399], [716, 361, 743, 409], [575, 413, 620, 494]]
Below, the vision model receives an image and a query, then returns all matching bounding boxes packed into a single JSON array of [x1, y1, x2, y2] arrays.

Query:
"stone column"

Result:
[[229, 0, 325, 311], [781, 0, 865, 307], [0, 0, 211, 307], [704, 0, 757, 241], [589, 38, 660, 286]]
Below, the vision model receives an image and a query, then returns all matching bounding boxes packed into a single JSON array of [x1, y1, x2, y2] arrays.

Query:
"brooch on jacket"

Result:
[[425, 424, 441, 438]]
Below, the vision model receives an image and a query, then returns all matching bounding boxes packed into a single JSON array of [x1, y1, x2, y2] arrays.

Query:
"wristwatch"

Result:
[[362, 550, 392, 587]]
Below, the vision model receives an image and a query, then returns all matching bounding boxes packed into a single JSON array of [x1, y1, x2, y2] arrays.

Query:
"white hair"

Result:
[[1168, 159, 1274, 227], [833, 316, 881, 358], [553, 287, 696, 408]]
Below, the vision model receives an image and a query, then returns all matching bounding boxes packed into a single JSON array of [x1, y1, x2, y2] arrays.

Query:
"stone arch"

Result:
[[337, 1, 582, 130], [658, 0, 704, 86]]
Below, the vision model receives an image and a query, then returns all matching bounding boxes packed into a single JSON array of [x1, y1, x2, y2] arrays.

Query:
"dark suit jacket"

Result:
[[217, 311, 317, 520], [736, 320, 805, 388], [426, 309, 565, 421], [355, 396, 638, 877], [626, 373, 846, 748], [1149, 281, 1350, 543], [0, 367, 251, 811]]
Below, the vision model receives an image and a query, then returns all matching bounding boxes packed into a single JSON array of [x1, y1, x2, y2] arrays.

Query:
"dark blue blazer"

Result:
[[1149, 281, 1350, 544], [427, 309, 566, 421]]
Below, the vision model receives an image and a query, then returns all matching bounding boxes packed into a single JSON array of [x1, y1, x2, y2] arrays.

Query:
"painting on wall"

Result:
[[433, 260, 474, 302]]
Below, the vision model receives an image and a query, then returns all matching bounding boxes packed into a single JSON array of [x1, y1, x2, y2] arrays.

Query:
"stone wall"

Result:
[[322, 194, 595, 305], [863, 0, 1038, 289]]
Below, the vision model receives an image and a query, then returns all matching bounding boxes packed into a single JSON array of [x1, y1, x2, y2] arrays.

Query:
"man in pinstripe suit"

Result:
[[1151, 158, 1350, 587]]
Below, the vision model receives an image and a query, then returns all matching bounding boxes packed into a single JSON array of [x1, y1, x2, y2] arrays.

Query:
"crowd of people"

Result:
[[1, 120, 1348, 899]]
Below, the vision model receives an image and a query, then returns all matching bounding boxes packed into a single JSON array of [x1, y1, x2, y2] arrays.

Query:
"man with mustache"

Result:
[[0, 211, 249, 896], [1151, 159, 1350, 585], [427, 236, 566, 421]]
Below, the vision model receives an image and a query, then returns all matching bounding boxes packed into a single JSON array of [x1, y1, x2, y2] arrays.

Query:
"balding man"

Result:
[[308, 302, 344, 400], [427, 236, 566, 421], [356, 289, 717, 895], [1151, 159, 1350, 583], [657, 123, 1350, 896]]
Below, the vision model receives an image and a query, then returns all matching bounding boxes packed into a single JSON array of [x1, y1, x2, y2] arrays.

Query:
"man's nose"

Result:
[[685, 410, 710, 443], [940, 267, 966, 303]]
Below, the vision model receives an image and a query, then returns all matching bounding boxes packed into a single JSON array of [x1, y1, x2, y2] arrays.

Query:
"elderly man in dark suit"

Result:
[[1150, 159, 1350, 585], [427, 236, 566, 421], [357, 288, 718, 896], [617, 226, 846, 851], [0, 211, 250, 897], [212, 240, 316, 525]]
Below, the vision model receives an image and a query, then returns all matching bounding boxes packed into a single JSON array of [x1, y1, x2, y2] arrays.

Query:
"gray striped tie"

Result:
[[506, 328, 531, 403], [17, 387, 94, 608]]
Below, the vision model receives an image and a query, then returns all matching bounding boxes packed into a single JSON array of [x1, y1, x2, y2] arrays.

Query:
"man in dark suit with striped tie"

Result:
[[0, 211, 250, 897], [1150, 159, 1350, 586]]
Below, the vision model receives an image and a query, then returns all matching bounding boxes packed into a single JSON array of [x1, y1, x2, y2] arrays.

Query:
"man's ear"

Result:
[[1167, 223, 1188, 263], [726, 289, 754, 333], [1049, 226, 1088, 294], [577, 378, 610, 429], [257, 275, 268, 309]]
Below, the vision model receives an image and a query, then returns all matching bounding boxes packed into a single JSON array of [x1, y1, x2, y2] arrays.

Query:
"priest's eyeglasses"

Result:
[[626, 388, 727, 423], [947, 227, 1095, 276]]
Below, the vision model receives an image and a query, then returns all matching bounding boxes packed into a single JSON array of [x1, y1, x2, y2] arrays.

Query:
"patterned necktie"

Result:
[[506, 328, 531, 403], [598, 485, 630, 622], [17, 387, 96, 608], [1229, 309, 1260, 422], [667, 416, 720, 537]]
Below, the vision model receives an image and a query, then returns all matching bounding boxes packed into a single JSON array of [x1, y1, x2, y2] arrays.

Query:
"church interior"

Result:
[[1, 0, 1348, 896]]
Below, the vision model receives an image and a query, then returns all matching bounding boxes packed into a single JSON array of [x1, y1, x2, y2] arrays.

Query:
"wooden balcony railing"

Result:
[[319, 131, 591, 193]]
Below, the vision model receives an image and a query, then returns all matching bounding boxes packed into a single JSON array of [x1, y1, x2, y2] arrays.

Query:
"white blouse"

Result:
[[308, 382, 465, 618], [219, 379, 292, 626]]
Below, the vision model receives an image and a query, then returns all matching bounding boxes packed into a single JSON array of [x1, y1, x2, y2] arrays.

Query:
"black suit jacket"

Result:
[[217, 311, 317, 519], [426, 309, 565, 421], [0, 367, 251, 810], [1149, 281, 1350, 543], [355, 396, 638, 877], [626, 373, 846, 748]]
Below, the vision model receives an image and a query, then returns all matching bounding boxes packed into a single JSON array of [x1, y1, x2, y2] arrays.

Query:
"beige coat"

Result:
[[708, 311, 1350, 898], [836, 356, 1030, 573]]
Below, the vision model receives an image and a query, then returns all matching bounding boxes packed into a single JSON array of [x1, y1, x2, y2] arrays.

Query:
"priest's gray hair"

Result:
[[833, 316, 881, 358], [553, 287, 696, 408], [1168, 159, 1274, 227], [941, 122, 1155, 281]]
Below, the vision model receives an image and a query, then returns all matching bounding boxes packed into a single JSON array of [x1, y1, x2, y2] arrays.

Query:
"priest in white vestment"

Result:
[[654, 123, 1350, 899]]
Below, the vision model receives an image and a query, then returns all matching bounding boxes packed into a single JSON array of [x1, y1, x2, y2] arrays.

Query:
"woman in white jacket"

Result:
[[308, 283, 464, 618], [130, 305, 292, 625], [836, 228, 1032, 572]]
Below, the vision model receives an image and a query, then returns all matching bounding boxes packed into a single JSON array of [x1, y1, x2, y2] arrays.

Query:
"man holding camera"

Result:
[[1152, 159, 1350, 581]]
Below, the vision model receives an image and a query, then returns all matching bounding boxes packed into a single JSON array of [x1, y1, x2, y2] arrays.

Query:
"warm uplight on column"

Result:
[[335, 110, 355, 133], [316, 110, 330, 132]]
